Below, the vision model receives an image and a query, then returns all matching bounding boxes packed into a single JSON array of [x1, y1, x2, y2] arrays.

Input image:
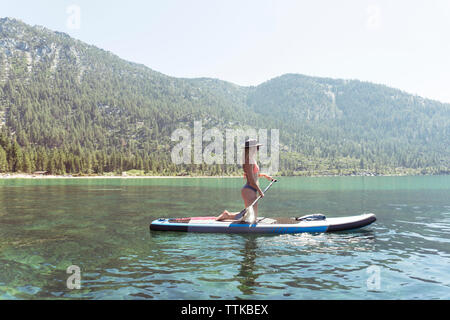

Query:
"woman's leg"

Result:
[[241, 188, 258, 218], [216, 209, 233, 220], [216, 188, 257, 221]]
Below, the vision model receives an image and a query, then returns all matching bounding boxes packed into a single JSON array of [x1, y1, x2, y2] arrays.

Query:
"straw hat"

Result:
[[243, 139, 263, 148]]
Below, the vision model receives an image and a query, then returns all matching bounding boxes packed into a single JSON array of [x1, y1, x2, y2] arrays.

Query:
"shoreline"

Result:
[[0, 173, 241, 179], [0, 173, 445, 179], [0, 173, 247, 179]]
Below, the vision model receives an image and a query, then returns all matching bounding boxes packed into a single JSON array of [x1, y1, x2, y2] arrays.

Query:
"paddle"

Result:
[[235, 179, 277, 222]]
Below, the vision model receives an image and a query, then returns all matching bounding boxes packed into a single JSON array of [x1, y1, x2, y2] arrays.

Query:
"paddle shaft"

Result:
[[237, 179, 277, 219], [249, 179, 277, 208]]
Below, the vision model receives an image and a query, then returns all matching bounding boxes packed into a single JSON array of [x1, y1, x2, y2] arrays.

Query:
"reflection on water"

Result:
[[0, 176, 449, 299], [234, 231, 377, 297], [236, 237, 258, 296]]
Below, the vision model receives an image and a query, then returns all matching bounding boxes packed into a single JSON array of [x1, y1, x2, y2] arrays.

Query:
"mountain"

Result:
[[0, 17, 449, 176]]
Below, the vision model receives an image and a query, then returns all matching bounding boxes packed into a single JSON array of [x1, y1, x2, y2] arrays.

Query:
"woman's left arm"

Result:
[[259, 173, 274, 181]]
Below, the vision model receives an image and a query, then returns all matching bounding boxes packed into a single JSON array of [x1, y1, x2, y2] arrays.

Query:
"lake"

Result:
[[0, 176, 449, 299]]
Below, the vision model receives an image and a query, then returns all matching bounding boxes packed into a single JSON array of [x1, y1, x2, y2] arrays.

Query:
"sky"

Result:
[[1, 0, 450, 103]]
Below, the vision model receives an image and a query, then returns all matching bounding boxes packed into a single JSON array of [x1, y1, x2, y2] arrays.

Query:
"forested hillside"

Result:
[[0, 17, 449, 176]]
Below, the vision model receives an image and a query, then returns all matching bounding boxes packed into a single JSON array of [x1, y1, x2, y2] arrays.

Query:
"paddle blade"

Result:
[[246, 205, 256, 224]]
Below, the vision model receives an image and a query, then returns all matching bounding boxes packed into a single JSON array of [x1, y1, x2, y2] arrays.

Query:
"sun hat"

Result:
[[243, 139, 263, 148]]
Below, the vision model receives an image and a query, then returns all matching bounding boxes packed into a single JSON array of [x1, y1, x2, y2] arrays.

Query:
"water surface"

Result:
[[0, 176, 449, 299]]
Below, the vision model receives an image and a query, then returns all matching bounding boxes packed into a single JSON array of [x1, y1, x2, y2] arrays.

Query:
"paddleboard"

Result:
[[150, 213, 376, 234]]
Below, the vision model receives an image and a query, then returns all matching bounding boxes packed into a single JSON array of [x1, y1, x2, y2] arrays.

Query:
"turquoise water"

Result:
[[0, 176, 449, 299]]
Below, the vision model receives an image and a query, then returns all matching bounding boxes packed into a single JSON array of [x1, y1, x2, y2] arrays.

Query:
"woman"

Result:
[[216, 139, 274, 221]]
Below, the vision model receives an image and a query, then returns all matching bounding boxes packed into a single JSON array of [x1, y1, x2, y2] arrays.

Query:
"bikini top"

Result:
[[253, 163, 259, 174]]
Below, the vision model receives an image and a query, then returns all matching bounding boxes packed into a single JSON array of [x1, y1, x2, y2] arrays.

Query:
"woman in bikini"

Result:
[[216, 139, 274, 221]]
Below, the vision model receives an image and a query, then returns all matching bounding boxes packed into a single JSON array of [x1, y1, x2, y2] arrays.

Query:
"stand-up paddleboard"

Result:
[[150, 213, 376, 234]]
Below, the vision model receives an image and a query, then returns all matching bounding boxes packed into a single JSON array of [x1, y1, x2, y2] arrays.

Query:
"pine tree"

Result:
[[0, 145, 8, 172], [9, 141, 24, 172], [22, 152, 33, 173]]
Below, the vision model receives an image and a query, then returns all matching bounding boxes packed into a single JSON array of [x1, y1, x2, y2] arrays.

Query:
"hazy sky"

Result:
[[2, 0, 450, 103]]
